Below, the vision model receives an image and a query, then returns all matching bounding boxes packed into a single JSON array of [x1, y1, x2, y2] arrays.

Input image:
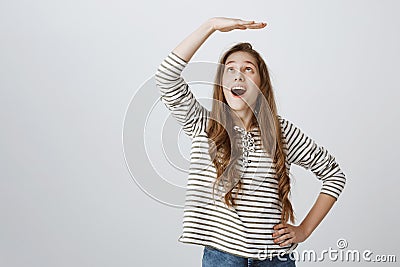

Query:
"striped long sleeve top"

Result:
[[155, 51, 346, 259]]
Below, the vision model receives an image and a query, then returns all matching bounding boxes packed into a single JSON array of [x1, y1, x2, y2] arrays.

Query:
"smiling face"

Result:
[[222, 51, 261, 113]]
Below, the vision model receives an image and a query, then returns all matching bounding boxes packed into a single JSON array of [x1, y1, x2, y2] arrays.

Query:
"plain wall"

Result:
[[1, 0, 399, 266]]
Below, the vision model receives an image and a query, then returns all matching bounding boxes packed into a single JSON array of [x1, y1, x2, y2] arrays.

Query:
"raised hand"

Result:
[[210, 17, 267, 32], [172, 17, 267, 62]]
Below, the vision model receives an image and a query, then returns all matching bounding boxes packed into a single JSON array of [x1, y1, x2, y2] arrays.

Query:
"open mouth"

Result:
[[231, 86, 246, 97]]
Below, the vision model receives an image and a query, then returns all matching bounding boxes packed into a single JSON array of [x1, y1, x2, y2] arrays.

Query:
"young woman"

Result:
[[155, 17, 346, 267]]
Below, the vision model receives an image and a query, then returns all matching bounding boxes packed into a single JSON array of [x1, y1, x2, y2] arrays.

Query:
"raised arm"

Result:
[[172, 17, 266, 62], [155, 18, 266, 138]]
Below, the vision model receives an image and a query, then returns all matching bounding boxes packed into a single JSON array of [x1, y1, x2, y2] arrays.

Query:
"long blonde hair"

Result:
[[206, 42, 295, 224]]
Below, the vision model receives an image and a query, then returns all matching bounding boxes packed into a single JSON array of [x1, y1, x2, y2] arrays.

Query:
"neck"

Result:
[[231, 108, 254, 131]]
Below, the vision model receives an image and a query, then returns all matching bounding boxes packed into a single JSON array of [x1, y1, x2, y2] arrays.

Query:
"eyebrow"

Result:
[[225, 60, 257, 68]]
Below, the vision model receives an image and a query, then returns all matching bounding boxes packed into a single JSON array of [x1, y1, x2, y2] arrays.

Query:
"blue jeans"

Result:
[[202, 246, 296, 267]]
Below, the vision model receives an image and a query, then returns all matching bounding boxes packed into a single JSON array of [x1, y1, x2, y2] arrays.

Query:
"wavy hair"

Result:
[[206, 42, 295, 224]]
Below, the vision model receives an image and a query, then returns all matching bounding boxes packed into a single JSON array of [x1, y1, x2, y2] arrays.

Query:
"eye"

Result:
[[226, 67, 234, 72], [245, 67, 253, 72]]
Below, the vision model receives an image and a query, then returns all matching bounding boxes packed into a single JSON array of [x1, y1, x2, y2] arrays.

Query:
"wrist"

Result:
[[299, 222, 313, 238], [204, 18, 217, 33]]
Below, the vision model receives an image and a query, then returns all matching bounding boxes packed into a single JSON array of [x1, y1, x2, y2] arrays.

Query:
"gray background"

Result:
[[1, 0, 399, 266]]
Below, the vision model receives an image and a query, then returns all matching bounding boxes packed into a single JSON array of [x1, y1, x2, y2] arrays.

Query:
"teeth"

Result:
[[231, 86, 246, 90]]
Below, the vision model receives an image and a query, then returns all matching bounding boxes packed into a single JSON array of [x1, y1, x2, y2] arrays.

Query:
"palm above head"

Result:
[[210, 17, 267, 32]]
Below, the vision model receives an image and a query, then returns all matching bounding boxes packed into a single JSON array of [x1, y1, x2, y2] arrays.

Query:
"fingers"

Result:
[[274, 232, 295, 246], [214, 18, 266, 32], [273, 223, 286, 230], [237, 20, 267, 30], [280, 237, 296, 247], [273, 223, 294, 246], [274, 233, 291, 243], [272, 225, 287, 237], [245, 22, 267, 29]]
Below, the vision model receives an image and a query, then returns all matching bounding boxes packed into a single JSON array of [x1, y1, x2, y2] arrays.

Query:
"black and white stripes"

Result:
[[280, 119, 346, 199], [155, 52, 346, 259]]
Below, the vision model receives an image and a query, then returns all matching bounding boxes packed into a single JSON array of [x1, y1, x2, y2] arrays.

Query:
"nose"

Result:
[[234, 71, 245, 81]]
